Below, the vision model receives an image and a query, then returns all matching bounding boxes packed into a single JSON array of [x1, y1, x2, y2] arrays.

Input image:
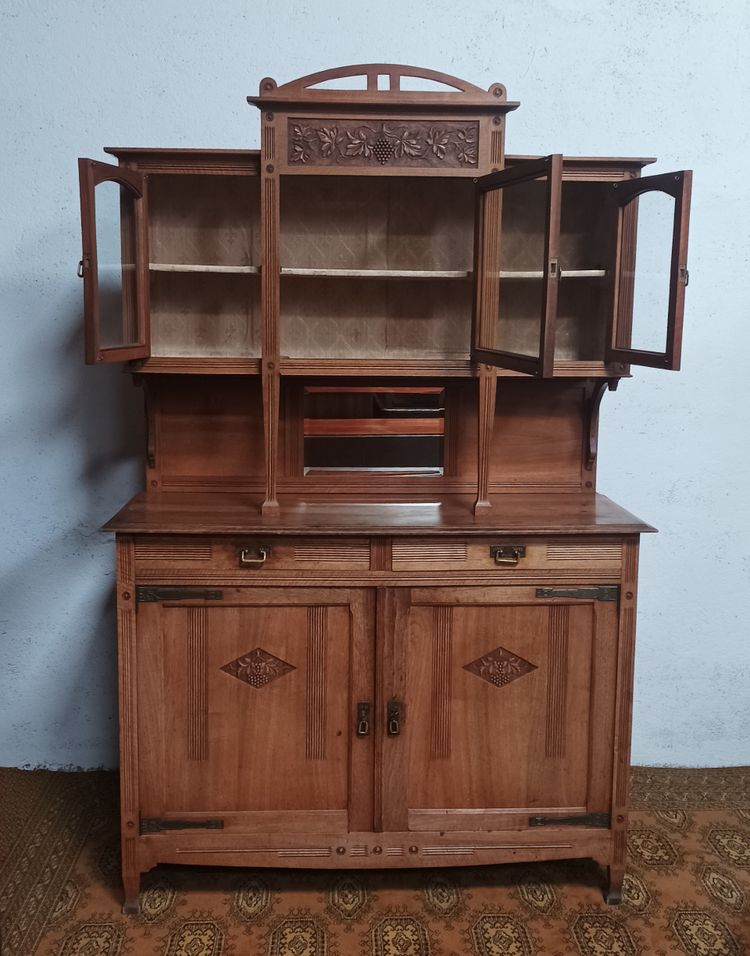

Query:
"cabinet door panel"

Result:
[[137, 590, 373, 833], [382, 588, 616, 832], [606, 170, 692, 370], [473, 156, 562, 376], [78, 158, 150, 363]]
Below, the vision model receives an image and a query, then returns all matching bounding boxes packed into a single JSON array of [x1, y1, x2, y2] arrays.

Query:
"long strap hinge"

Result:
[[140, 817, 225, 834]]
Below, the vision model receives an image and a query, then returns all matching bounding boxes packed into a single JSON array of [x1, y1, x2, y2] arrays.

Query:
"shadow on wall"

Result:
[[0, 288, 144, 768]]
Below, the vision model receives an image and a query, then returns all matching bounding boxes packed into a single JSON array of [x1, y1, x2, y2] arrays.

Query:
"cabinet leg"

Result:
[[605, 864, 625, 905], [122, 870, 141, 916]]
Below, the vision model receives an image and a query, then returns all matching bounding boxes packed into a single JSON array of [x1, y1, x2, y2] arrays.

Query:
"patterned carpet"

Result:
[[0, 768, 748, 955]]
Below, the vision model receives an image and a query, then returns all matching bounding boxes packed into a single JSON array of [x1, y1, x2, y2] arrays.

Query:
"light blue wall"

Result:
[[1, 0, 748, 768]]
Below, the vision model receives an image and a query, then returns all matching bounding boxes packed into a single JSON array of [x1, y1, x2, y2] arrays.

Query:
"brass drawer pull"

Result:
[[490, 545, 526, 566], [239, 546, 271, 567]]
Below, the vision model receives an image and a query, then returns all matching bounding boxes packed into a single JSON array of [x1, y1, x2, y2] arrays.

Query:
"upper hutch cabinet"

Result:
[[79, 65, 691, 378]]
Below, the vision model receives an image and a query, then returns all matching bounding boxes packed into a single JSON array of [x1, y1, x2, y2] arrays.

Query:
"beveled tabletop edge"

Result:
[[101, 492, 657, 536]]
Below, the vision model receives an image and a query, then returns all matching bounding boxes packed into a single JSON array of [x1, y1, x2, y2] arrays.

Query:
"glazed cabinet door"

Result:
[[473, 155, 563, 376], [78, 159, 150, 364], [136, 588, 374, 835], [606, 170, 692, 370], [380, 586, 618, 832]]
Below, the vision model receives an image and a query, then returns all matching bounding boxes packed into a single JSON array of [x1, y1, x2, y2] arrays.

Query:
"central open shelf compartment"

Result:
[[277, 174, 618, 364]]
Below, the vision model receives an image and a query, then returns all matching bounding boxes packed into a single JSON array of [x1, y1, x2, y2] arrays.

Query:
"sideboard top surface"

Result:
[[102, 492, 655, 536]]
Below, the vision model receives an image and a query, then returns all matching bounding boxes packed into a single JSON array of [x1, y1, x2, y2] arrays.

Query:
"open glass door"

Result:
[[473, 155, 562, 377], [607, 170, 691, 370], [78, 159, 150, 364]]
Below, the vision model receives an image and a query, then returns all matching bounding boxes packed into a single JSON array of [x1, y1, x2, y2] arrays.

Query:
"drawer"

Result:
[[134, 536, 372, 575], [391, 538, 624, 573]]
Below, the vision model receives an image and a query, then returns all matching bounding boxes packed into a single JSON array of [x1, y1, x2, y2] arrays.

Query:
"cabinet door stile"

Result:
[[348, 589, 377, 832], [378, 587, 411, 833]]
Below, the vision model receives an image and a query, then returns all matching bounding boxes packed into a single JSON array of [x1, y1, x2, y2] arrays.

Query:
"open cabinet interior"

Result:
[[494, 179, 616, 363], [280, 176, 474, 359], [147, 174, 261, 357], [303, 385, 446, 474]]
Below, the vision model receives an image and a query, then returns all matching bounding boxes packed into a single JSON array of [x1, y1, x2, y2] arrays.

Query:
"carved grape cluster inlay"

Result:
[[288, 119, 479, 168], [220, 647, 295, 688], [464, 645, 537, 688]]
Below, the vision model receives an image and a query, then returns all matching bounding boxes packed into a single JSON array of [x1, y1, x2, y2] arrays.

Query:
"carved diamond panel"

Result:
[[221, 648, 295, 688], [464, 645, 537, 688]]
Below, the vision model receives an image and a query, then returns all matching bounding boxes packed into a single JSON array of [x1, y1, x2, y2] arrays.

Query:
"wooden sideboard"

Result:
[[76, 63, 691, 914]]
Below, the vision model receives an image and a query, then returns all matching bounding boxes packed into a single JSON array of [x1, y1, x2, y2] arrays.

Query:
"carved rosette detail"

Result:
[[288, 119, 479, 168], [221, 647, 295, 688], [464, 645, 537, 688]]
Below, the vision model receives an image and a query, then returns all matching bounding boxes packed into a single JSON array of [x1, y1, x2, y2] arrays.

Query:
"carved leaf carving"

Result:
[[288, 119, 480, 168]]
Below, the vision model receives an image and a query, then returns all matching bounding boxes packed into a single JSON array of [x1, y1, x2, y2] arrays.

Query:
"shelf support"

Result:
[[585, 378, 618, 472], [474, 365, 497, 513]]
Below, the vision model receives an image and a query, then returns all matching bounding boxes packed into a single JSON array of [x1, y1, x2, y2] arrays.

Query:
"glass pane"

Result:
[[622, 191, 674, 353], [494, 178, 547, 357], [303, 386, 445, 475], [95, 180, 138, 348]]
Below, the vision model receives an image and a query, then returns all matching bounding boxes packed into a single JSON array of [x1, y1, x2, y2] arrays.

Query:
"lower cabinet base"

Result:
[[120, 828, 626, 914]]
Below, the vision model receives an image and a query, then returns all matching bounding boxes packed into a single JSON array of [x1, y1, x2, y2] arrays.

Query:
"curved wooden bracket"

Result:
[[585, 379, 618, 471]]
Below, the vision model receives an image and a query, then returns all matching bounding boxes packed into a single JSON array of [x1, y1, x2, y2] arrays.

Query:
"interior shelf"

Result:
[[279, 267, 606, 279], [502, 269, 606, 279], [150, 263, 260, 274], [281, 267, 470, 279]]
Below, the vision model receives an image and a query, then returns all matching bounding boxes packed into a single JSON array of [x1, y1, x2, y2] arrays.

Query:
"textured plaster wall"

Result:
[[1, 0, 748, 768]]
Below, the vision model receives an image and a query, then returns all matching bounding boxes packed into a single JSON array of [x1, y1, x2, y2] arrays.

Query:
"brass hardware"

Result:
[[535, 586, 618, 602], [136, 586, 223, 604], [529, 812, 610, 828], [140, 817, 224, 834], [356, 702, 370, 737], [239, 545, 271, 567], [548, 257, 559, 278], [77, 259, 85, 278], [387, 699, 401, 736], [490, 545, 526, 566]]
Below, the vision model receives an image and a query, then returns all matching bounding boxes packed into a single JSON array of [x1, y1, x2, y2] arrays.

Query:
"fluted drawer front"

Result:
[[134, 536, 372, 576], [391, 538, 623, 572]]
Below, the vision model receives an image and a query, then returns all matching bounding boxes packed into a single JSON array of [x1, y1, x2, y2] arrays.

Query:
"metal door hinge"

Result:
[[535, 586, 619, 602], [529, 812, 610, 828], [136, 586, 223, 604], [140, 817, 224, 834]]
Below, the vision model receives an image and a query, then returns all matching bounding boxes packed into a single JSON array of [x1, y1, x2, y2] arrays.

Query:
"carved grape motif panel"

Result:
[[288, 119, 479, 168], [220, 648, 295, 688], [464, 645, 537, 688]]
